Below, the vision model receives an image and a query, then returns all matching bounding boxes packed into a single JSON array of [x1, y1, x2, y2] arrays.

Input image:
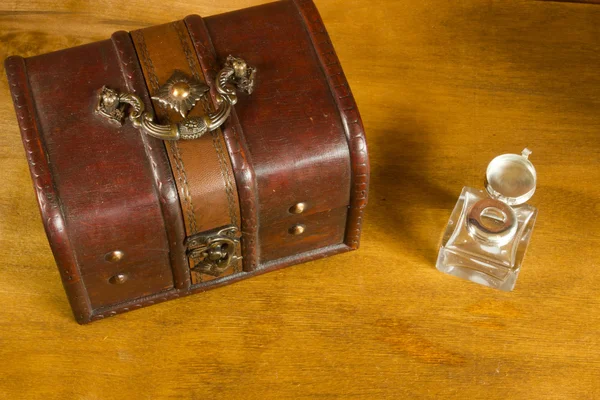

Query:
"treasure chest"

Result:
[[5, 0, 369, 323]]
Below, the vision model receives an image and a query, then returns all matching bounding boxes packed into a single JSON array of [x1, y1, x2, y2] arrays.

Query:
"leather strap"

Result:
[[184, 15, 260, 272], [131, 21, 241, 283]]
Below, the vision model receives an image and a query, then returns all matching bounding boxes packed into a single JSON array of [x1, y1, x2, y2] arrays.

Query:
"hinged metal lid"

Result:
[[485, 148, 537, 206]]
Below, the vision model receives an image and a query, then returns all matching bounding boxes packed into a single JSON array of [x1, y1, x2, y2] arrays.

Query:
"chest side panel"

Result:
[[204, 0, 352, 263], [205, 1, 352, 222], [24, 40, 175, 310]]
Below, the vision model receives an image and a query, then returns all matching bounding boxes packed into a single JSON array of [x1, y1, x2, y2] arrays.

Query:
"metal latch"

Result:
[[185, 225, 242, 278]]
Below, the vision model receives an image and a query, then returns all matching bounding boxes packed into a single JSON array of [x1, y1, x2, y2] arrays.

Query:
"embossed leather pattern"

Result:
[[131, 22, 242, 283], [184, 15, 261, 272]]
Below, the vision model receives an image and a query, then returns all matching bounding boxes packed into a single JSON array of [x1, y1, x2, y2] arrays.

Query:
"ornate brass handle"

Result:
[[95, 55, 256, 140]]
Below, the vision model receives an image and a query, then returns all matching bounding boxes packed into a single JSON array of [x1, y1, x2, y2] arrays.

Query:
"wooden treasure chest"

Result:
[[5, 0, 369, 323]]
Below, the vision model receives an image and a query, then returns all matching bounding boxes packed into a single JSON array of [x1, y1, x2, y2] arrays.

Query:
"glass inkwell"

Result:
[[436, 149, 538, 291]]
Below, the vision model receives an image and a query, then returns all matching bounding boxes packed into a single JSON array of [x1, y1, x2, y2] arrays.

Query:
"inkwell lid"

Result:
[[485, 148, 537, 206]]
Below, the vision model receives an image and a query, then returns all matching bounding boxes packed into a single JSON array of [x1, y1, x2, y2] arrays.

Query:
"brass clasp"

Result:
[[185, 226, 242, 278]]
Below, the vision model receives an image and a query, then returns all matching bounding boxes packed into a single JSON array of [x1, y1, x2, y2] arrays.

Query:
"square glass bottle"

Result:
[[436, 149, 538, 291]]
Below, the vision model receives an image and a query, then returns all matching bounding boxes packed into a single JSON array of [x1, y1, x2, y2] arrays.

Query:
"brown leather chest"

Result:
[[5, 0, 369, 323]]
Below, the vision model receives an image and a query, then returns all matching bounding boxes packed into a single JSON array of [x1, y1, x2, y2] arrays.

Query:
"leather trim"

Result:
[[131, 21, 242, 283], [131, 29, 200, 234], [172, 21, 239, 231], [184, 14, 260, 271]]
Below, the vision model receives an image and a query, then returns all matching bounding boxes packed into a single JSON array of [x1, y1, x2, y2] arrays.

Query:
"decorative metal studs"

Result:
[[105, 250, 125, 263], [289, 202, 307, 214], [151, 70, 209, 117], [109, 273, 128, 285], [290, 224, 306, 235]]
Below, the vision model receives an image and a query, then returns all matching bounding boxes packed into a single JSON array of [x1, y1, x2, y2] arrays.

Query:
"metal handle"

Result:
[[95, 55, 256, 140]]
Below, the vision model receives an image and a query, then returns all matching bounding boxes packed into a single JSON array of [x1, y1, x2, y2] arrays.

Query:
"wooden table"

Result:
[[1, 1, 599, 398]]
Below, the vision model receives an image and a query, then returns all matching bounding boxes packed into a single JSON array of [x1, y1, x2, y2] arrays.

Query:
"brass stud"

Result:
[[109, 273, 128, 285], [290, 224, 306, 235], [170, 82, 191, 99], [105, 250, 125, 263], [289, 202, 307, 214]]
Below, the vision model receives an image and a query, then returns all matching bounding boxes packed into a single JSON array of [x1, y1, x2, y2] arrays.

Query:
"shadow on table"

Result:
[[367, 113, 456, 266]]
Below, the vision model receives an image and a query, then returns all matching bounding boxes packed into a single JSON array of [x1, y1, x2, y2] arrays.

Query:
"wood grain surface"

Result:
[[0, 0, 599, 399]]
